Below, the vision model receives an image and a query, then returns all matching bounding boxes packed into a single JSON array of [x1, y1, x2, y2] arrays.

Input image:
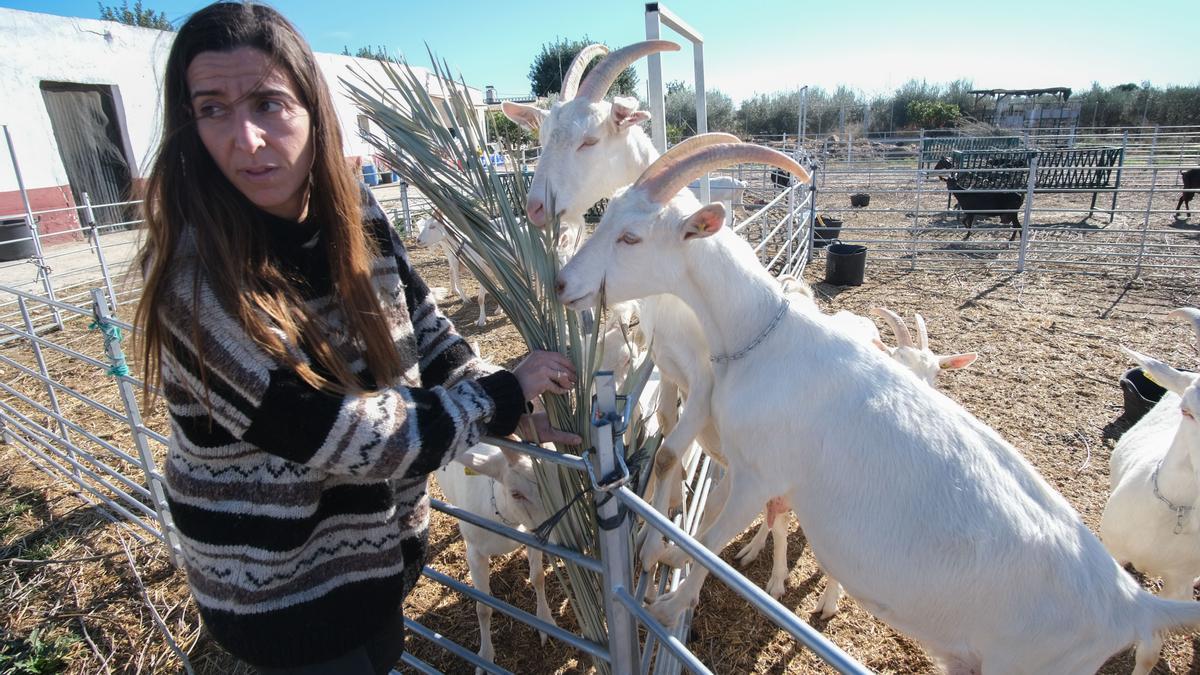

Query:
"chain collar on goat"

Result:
[[1151, 459, 1194, 535], [710, 296, 790, 364]]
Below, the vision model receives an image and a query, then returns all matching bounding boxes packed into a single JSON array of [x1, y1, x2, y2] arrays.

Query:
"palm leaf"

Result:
[[346, 56, 628, 669]]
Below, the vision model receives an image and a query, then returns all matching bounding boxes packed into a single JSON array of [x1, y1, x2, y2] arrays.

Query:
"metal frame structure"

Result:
[[645, 2, 709, 203]]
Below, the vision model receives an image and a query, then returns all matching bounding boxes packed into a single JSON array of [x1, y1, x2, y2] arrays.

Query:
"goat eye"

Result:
[[578, 138, 599, 150], [618, 232, 642, 245]]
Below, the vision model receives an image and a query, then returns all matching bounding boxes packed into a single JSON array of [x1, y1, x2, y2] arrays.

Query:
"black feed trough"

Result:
[[1119, 367, 1168, 423]]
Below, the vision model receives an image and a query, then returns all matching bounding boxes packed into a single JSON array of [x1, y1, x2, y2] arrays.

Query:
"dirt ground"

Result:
[[2, 235, 1200, 674]]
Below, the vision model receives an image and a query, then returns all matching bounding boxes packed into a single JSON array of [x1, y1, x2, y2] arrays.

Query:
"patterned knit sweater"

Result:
[[159, 191, 524, 668]]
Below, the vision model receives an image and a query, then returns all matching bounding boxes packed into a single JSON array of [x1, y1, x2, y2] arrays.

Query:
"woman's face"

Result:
[[187, 47, 315, 220]]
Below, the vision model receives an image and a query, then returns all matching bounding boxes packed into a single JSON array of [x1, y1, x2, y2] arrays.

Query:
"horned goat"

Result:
[[437, 444, 555, 673], [1100, 307, 1200, 675], [557, 138, 1200, 673]]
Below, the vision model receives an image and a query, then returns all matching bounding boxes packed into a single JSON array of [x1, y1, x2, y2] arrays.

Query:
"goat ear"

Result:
[[938, 352, 978, 370], [682, 203, 726, 240], [502, 101, 547, 131], [457, 446, 508, 482], [611, 96, 651, 130], [1122, 347, 1197, 395]]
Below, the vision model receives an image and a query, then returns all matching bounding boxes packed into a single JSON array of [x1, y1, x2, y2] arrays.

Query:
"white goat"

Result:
[[1100, 307, 1200, 675], [871, 307, 978, 387], [416, 214, 490, 327], [502, 41, 737, 566], [437, 444, 555, 673], [557, 138, 1200, 673], [735, 302, 976, 613]]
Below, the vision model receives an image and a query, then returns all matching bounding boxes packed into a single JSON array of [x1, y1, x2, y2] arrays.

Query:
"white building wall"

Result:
[[0, 7, 485, 194]]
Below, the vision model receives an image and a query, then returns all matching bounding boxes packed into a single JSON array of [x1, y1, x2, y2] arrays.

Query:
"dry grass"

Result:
[[2, 238, 1200, 674]]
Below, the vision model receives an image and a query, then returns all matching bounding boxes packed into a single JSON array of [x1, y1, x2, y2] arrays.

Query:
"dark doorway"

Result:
[[40, 82, 135, 230]]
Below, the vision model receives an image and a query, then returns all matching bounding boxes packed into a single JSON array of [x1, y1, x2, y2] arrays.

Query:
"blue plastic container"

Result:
[[362, 164, 379, 186]]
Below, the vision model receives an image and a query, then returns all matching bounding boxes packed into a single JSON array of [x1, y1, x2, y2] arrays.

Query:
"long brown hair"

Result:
[[135, 1, 401, 401]]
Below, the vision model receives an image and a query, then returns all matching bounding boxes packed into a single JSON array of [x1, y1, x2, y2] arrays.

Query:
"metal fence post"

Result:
[[17, 295, 78, 479], [82, 192, 118, 312], [1109, 131, 1128, 223], [910, 166, 922, 271], [1134, 168, 1158, 279], [399, 180, 412, 237], [807, 182, 818, 263], [591, 371, 638, 675], [90, 289, 182, 565], [1017, 155, 1038, 273], [4, 125, 62, 330]]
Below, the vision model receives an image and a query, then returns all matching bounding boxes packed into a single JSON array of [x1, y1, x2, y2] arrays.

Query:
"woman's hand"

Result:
[[516, 412, 582, 447], [511, 350, 576, 399]]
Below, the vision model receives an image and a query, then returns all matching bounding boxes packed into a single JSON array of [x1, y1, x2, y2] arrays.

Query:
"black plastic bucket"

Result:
[[0, 218, 36, 262], [825, 241, 867, 286], [1120, 367, 1168, 422], [813, 216, 843, 248]]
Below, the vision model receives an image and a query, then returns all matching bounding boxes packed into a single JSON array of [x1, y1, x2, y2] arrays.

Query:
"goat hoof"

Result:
[[647, 591, 693, 627], [766, 576, 786, 600]]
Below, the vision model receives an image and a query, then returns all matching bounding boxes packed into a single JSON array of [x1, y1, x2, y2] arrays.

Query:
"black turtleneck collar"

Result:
[[259, 207, 321, 253]]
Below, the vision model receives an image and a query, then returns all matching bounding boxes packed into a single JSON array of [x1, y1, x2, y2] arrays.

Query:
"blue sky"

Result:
[[4, 0, 1195, 103]]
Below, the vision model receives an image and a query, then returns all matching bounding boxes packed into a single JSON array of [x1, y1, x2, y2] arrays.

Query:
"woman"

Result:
[[134, 3, 578, 673]]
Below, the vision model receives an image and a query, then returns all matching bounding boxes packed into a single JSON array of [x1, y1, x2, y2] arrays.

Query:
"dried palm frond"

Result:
[[345, 54, 635, 671]]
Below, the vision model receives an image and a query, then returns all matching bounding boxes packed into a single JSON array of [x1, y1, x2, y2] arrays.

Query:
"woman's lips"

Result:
[[240, 166, 278, 182]]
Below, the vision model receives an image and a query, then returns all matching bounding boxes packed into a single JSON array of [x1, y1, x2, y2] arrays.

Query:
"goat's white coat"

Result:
[[416, 216, 489, 327], [437, 445, 555, 672], [558, 184, 1200, 673], [1101, 343, 1200, 675]]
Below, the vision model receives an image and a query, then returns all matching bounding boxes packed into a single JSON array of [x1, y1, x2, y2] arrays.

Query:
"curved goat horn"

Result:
[[914, 313, 929, 351], [561, 43, 609, 102], [1168, 307, 1200, 350], [635, 141, 811, 205], [576, 40, 680, 102], [871, 307, 914, 348]]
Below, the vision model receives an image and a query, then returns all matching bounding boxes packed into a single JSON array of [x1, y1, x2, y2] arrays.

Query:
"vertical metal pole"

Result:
[[910, 166, 922, 271], [1133, 168, 1157, 279], [847, 131, 853, 164], [4, 125, 63, 330], [592, 371, 638, 675], [806, 183, 818, 264], [645, 5, 667, 155], [18, 296, 77, 474], [799, 87, 808, 147], [91, 289, 181, 565], [693, 40, 709, 204], [1017, 155, 1038, 273], [399, 181, 412, 237], [1149, 126, 1159, 166], [82, 193, 118, 312], [1110, 131, 1127, 223]]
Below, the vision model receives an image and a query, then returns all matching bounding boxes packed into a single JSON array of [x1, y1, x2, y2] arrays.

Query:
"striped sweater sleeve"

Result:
[[158, 267, 517, 481]]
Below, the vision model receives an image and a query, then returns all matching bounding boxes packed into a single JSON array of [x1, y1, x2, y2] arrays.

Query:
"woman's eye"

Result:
[[258, 99, 285, 114], [618, 232, 641, 245], [196, 103, 226, 119], [578, 138, 598, 150]]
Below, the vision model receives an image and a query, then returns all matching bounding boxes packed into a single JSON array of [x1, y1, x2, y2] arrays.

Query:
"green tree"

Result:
[[905, 100, 961, 129], [528, 37, 637, 98], [488, 111, 534, 149], [341, 45, 396, 62], [663, 80, 737, 140], [97, 0, 172, 30]]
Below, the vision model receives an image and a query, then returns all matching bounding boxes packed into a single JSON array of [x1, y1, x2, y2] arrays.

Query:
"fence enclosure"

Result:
[[3, 121, 1200, 673]]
